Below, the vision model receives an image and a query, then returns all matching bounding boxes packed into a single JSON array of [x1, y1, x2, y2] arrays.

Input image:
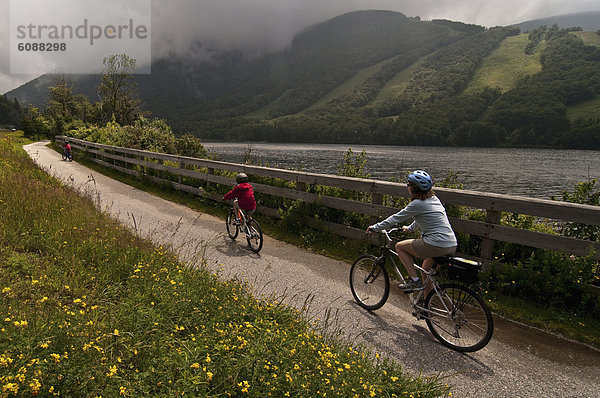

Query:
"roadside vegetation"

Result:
[[0, 130, 449, 397]]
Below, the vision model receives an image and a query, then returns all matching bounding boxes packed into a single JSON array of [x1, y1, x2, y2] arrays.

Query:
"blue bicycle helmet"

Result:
[[407, 170, 433, 191]]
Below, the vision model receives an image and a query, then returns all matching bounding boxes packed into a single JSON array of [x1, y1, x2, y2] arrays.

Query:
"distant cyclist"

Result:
[[367, 170, 457, 292], [223, 173, 257, 220], [62, 140, 72, 161]]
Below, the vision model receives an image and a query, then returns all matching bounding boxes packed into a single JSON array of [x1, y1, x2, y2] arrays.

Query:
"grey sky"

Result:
[[2, 0, 599, 94]]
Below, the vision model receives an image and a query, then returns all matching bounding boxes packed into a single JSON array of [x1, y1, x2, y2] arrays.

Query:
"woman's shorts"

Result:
[[411, 239, 456, 258]]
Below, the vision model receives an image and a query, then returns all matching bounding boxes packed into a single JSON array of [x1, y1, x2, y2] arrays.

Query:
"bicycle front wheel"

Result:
[[245, 219, 263, 253], [226, 208, 239, 239], [349, 254, 390, 311], [425, 283, 493, 352]]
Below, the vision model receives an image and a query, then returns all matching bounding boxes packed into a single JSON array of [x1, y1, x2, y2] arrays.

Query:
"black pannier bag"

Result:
[[446, 257, 481, 285]]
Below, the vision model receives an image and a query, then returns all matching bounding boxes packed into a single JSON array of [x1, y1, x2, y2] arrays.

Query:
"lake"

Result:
[[202, 142, 600, 199]]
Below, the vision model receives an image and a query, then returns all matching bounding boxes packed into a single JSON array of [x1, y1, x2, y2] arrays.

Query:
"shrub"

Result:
[[555, 179, 599, 241]]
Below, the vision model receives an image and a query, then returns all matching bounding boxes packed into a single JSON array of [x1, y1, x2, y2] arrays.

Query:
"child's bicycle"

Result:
[[349, 228, 493, 352], [61, 149, 73, 162], [226, 199, 263, 253]]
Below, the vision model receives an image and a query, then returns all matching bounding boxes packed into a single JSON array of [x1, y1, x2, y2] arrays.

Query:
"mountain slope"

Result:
[[514, 10, 600, 32], [465, 33, 544, 93], [5, 10, 600, 149]]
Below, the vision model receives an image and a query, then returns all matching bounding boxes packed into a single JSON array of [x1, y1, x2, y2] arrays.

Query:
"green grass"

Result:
[[465, 34, 544, 93], [244, 89, 292, 119], [304, 56, 398, 112], [373, 57, 424, 104], [567, 95, 600, 121], [485, 293, 600, 348], [1, 131, 449, 397], [573, 31, 600, 47]]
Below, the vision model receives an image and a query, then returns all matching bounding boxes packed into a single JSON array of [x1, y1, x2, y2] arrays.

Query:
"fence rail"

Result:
[[57, 136, 600, 272]]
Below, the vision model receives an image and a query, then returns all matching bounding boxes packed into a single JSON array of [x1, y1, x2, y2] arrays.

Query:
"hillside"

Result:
[[465, 34, 544, 94], [514, 10, 600, 32], [5, 10, 600, 149]]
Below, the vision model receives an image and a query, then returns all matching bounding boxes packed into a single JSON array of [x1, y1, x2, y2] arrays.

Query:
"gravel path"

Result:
[[25, 141, 600, 398]]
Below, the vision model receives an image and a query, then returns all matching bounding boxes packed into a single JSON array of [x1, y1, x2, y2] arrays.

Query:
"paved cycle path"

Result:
[[25, 141, 600, 398]]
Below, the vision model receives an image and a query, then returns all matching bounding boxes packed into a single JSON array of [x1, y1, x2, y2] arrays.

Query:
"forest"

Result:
[[0, 96, 22, 128], [193, 25, 600, 149]]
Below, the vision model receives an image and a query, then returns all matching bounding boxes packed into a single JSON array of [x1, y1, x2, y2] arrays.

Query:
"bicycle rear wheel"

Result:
[[425, 283, 493, 352], [245, 219, 263, 253], [226, 208, 239, 239], [349, 254, 390, 311]]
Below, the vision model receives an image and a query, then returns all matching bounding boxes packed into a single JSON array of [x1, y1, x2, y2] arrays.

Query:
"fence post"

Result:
[[371, 192, 383, 225], [480, 209, 502, 271], [206, 167, 214, 189], [179, 161, 185, 184], [296, 180, 307, 192]]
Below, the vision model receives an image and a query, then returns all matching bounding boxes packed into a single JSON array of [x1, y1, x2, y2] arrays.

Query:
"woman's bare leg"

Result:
[[421, 257, 434, 295], [395, 239, 420, 278]]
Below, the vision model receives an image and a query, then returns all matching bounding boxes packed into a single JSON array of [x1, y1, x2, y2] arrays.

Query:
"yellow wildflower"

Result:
[[29, 379, 42, 395], [106, 365, 117, 377]]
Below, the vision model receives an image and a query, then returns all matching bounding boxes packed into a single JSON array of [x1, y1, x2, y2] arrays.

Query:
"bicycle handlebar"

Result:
[[368, 227, 402, 243]]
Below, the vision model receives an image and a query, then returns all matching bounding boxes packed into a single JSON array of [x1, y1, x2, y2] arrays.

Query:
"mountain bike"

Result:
[[61, 149, 73, 162], [349, 228, 493, 352], [225, 199, 263, 253]]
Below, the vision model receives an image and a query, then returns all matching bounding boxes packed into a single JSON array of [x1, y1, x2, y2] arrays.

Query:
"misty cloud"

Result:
[[2, 0, 600, 93], [149, 0, 600, 61]]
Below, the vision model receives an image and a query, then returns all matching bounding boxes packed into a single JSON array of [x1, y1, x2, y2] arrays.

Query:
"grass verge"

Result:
[[484, 293, 600, 348], [1, 133, 449, 396]]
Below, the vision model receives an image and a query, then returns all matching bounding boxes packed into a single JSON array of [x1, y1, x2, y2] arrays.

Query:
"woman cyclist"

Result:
[[366, 170, 457, 292]]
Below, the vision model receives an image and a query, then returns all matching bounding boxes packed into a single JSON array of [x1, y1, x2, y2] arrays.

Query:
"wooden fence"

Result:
[[57, 136, 600, 287]]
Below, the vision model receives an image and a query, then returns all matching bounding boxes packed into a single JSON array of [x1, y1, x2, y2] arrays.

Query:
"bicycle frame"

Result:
[[233, 199, 248, 227], [378, 229, 452, 320]]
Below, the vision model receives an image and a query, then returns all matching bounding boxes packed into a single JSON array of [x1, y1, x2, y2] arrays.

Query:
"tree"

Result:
[[21, 107, 51, 139], [0, 96, 23, 128], [46, 76, 75, 122], [97, 54, 142, 125]]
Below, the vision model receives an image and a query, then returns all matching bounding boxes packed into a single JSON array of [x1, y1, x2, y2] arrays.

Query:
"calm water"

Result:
[[203, 142, 600, 199]]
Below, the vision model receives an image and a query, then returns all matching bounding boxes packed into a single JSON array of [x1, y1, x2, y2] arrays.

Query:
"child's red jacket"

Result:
[[223, 183, 256, 211]]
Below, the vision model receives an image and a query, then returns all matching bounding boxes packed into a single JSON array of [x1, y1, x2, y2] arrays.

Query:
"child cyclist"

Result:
[[63, 140, 72, 159], [366, 170, 457, 292], [223, 173, 257, 220]]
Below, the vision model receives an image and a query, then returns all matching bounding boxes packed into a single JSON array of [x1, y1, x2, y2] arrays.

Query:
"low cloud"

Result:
[[150, 0, 600, 60], [2, 0, 599, 93]]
